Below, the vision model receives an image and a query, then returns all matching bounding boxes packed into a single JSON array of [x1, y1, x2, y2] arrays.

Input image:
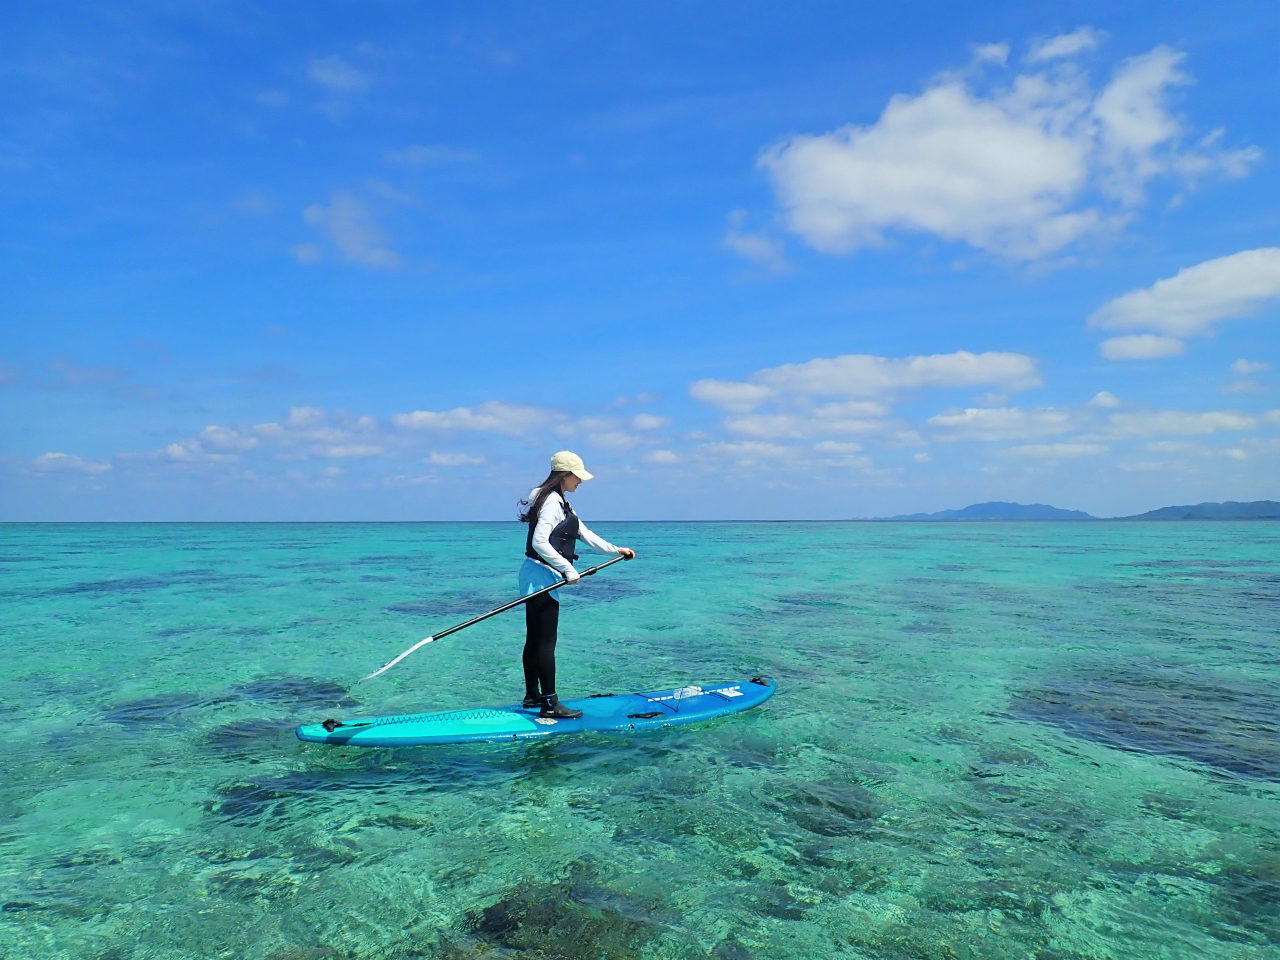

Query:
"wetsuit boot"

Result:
[[540, 693, 583, 720]]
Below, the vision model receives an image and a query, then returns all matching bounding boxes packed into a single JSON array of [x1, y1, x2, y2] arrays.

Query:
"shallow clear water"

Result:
[[1, 521, 1278, 960]]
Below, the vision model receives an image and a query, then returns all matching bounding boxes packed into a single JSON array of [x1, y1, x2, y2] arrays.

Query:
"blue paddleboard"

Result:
[[296, 678, 775, 747]]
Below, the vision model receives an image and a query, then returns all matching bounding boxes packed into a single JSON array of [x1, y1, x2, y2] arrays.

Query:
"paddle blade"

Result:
[[360, 636, 435, 681]]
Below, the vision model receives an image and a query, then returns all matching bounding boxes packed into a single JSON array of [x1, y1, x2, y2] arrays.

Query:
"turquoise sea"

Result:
[[2, 521, 1278, 960]]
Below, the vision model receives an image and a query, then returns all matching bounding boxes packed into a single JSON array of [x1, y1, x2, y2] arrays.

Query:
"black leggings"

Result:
[[523, 592, 559, 700]]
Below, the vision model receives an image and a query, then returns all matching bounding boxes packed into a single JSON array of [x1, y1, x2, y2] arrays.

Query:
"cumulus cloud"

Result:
[[302, 193, 402, 269], [32, 452, 111, 473], [692, 351, 1040, 413], [725, 401, 891, 440], [723, 210, 788, 271], [759, 39, 1258, 259], [1232, 359, 1270, 376], [1006, 442, 1107, 458], [928, 406, 1074, 441], [285, 406, 326, 428], [645, 449, 679, 464], [428, 452, 485, 466], [1099, 334, 1186, 360], [308, 55, 367, 92], [1028, 28, 1104, 63], [162, 406, 385, 465], [688, 380, 776, 414], [632, 413, 671, 430], [1090, 249, 1280, 357], [198, 425, 260, 452], [1105, 410, 1258, 436], [392, 401, 552, 435], [165, 440, 238, 463], [316, 444, 383, 458]]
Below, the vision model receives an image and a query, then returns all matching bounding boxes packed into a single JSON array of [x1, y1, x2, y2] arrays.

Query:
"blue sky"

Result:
[[2, 1, 1278, 520]]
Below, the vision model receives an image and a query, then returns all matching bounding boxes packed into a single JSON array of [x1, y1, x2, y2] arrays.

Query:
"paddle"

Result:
[[358, 555, 630, 682]]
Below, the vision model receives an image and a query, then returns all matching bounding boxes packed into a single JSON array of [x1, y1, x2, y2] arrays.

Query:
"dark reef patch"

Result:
[[203, 719, 296, 756], [232, 676, 354, 709], [768, 779, 884, 837], [469, 879, 677, 960], [35, 569, 250, 598], [385, 594, 491, 618], [101, 692, 233, 727], [1009, 667, 1280, 781]]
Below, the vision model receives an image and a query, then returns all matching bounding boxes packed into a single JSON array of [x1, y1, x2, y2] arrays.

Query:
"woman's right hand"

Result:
[[565, 569, 581, 584]]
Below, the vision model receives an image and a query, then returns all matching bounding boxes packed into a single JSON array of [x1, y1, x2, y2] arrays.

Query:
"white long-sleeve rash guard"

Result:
[[528, 489, 621, 579]]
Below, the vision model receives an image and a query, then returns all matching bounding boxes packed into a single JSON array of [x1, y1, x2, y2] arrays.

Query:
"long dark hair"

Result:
[[519, 470, 573, 525]]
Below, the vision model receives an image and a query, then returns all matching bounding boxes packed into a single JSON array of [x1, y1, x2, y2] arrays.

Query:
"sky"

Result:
[[2, 1, 1279, 521]]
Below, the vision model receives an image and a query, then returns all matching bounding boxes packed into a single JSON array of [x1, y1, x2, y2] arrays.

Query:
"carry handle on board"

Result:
[[359, 554, 630, 682]]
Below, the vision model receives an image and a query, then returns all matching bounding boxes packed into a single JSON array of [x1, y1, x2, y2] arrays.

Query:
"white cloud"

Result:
[[1232, 359, 1270, 376], [316, 444, 383, 458], [1099, 334, 1186, 360], [303, 193, 402, 269], [759, 40, 1257, 260], [1090, 248, 1280, 342], [392, 401, 552, 435], [723, 210, 788, 271], [1089, 390, 1121, 407], [913, 452, 931, 463], [726, 404, 888, 440], [928, 406, 1074, 441], [285, 406, 326, 428], [427, 452, 485, 466], [692, 351, 1040, 412], [1106, 410, 1257, 437], [32, 452, 111, 474], [292, 242, 322, 264], [308, 55, 367, 92], [386, 145, 477, 165], [1007, 442, 1107, 458], [165, 440, 236, 463], [814, 441, 863, 453], [198, 426, 259, 452], [972, 43, 1010, 66], [645, 449, 679, 464], [632, 413, 671, 430], [1028, 28, 1104, 63], [688, 380, 776, 414]]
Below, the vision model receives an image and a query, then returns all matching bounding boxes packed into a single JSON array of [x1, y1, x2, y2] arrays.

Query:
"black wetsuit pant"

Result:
[[523, 592, 559, 701]]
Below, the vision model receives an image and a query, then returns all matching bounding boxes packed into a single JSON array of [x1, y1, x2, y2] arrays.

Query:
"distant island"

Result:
[[877, 500, 1280, 521], [888, 501, 1094, 521], [1119, 500, 1280, 520]]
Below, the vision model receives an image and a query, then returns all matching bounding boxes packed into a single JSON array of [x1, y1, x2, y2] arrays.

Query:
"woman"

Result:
[[518, 451, 635, 718]]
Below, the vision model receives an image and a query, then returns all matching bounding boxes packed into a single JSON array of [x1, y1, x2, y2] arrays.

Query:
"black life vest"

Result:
[[526, 494, 580, 564]]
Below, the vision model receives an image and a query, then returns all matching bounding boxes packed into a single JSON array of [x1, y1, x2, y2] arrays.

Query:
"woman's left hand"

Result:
[[618, 548, 636, 560]]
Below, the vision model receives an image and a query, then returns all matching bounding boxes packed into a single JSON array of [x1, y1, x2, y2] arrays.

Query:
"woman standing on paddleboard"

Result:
[[518, 451, 634, 718]]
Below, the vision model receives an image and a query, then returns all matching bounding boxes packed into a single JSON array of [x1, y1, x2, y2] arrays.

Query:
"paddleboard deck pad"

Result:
[[296, 678, 774, 747]]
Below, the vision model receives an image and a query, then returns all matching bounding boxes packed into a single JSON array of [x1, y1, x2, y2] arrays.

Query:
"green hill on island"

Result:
[[887, 502, 1094, 521], [879, 500, 1280, 520], [1119, 500, 1280, 520]]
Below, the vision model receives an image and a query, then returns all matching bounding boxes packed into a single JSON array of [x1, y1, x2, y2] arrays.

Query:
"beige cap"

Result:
[[550, 450, 593, 480]]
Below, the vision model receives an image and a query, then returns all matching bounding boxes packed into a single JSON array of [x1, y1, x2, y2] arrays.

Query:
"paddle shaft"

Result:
[[434, 554, 627, 642], [359, 554, 629, 681]]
